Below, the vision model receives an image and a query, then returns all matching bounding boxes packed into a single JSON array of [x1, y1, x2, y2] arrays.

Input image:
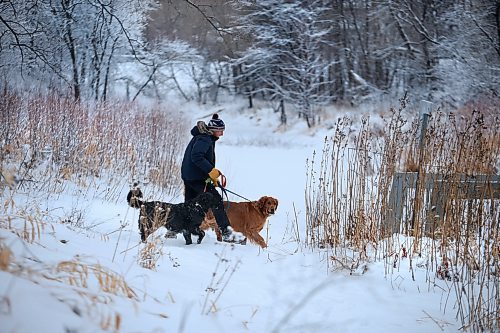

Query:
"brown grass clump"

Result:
[[54, 260, 137, 299], [0, 243, 13, 271], [0, 90, 187, 200], [0, 89, 182, 330], [100, 312, 122, 332], [138, 238, 164, 270], [0, 206, 45, 243], [0, 242, 138, 332], [305, 94, 499, 332]]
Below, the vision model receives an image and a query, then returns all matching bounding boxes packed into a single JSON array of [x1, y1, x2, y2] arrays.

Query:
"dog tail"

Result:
[[127, 183, 144, 209]]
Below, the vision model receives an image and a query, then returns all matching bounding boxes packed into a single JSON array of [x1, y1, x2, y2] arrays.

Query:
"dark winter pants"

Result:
[[183, 180, 230, 232]]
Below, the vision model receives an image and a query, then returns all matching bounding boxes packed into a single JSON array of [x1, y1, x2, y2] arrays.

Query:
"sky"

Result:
[[0, 101, 463, 333]]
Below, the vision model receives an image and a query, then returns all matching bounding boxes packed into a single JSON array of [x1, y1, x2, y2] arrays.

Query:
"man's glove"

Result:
[[208, 168, 221, 186]]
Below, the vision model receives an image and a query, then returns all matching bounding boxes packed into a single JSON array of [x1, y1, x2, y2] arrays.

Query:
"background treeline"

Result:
[[1, 0, 498, 126]]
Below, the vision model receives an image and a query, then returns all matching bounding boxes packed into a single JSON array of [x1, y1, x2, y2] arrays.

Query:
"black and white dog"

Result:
[[127, 185, 218, 245]]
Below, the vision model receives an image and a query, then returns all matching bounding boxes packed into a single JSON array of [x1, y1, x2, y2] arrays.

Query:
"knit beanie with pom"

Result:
[[207, 114, 225, 131]]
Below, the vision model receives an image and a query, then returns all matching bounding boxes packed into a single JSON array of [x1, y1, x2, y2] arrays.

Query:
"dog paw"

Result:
[[221, 226, 245, 243], [164, 230, 177, 239], [197, 230, 205, 244]]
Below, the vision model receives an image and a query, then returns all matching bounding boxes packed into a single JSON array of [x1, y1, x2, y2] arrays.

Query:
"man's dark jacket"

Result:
[[181, 124, 218, 181]]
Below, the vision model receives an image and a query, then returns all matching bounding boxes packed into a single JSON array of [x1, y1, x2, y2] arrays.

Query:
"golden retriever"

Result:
[[201, 196, 278, 248]]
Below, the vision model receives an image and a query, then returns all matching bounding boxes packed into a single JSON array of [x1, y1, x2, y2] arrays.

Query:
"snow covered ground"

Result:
[[0, 102, 461, 333]]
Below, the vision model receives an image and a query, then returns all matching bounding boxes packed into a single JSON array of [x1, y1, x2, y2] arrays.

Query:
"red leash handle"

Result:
[[219, 173, 227, 188]]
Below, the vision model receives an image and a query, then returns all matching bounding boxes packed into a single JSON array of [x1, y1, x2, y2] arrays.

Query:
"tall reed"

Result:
[[305, 96, 499, 332], [0, 90, 186, 201]]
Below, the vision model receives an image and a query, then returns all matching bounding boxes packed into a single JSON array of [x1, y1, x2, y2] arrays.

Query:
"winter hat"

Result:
[[207, 113, 225, 131]]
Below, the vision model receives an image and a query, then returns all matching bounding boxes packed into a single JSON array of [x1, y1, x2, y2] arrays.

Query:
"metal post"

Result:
[[410, 101, 432, 232]]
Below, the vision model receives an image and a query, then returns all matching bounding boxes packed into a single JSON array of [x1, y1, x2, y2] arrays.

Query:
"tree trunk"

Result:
[[280, 99, 286, 125], [102, 37, 119, 102], [62, 0, 80, 101]]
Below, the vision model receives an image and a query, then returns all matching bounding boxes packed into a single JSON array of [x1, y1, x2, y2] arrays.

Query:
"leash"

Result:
[[206, 173, 253, 202], [221, 187, 253, 202], [218, 173, 252, 202], [218, 174, 230, 209], [219, 186, 230, 209]]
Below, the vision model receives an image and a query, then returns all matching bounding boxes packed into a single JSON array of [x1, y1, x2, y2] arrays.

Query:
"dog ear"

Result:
[[257, 196, 268, 211], [127, 186, 143, 208]]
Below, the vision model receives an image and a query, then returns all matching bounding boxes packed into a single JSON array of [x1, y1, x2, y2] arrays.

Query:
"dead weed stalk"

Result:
[[305, 95, 499, 332], [0, 90, 186, 201]]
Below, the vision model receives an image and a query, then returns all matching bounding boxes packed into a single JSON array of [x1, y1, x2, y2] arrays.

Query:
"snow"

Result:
[[0, 101, 461, 333]]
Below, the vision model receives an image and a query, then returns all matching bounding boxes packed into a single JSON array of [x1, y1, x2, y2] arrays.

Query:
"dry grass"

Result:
[[0, 89, 187, 331], [0, 90, 186, 201], [54, 260, 137, 299], [305, 94, 499, 332], [0, 237, 137, 332], [202, 248, 241, 315], [138, 237, 164, 270], [0, 243, 13, 271], [0, 210, 46, 243]]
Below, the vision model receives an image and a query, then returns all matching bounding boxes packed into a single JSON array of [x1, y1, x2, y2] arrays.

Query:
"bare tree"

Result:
[[233, 0, 333, 127], [0, 0, 155, 101], [0, 1, 65, 84], [2, 0, 498, 107], [121, 39, 203, 102]]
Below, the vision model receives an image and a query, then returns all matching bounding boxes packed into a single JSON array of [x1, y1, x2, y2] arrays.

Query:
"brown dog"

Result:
[[201, 196, 278, 248]]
